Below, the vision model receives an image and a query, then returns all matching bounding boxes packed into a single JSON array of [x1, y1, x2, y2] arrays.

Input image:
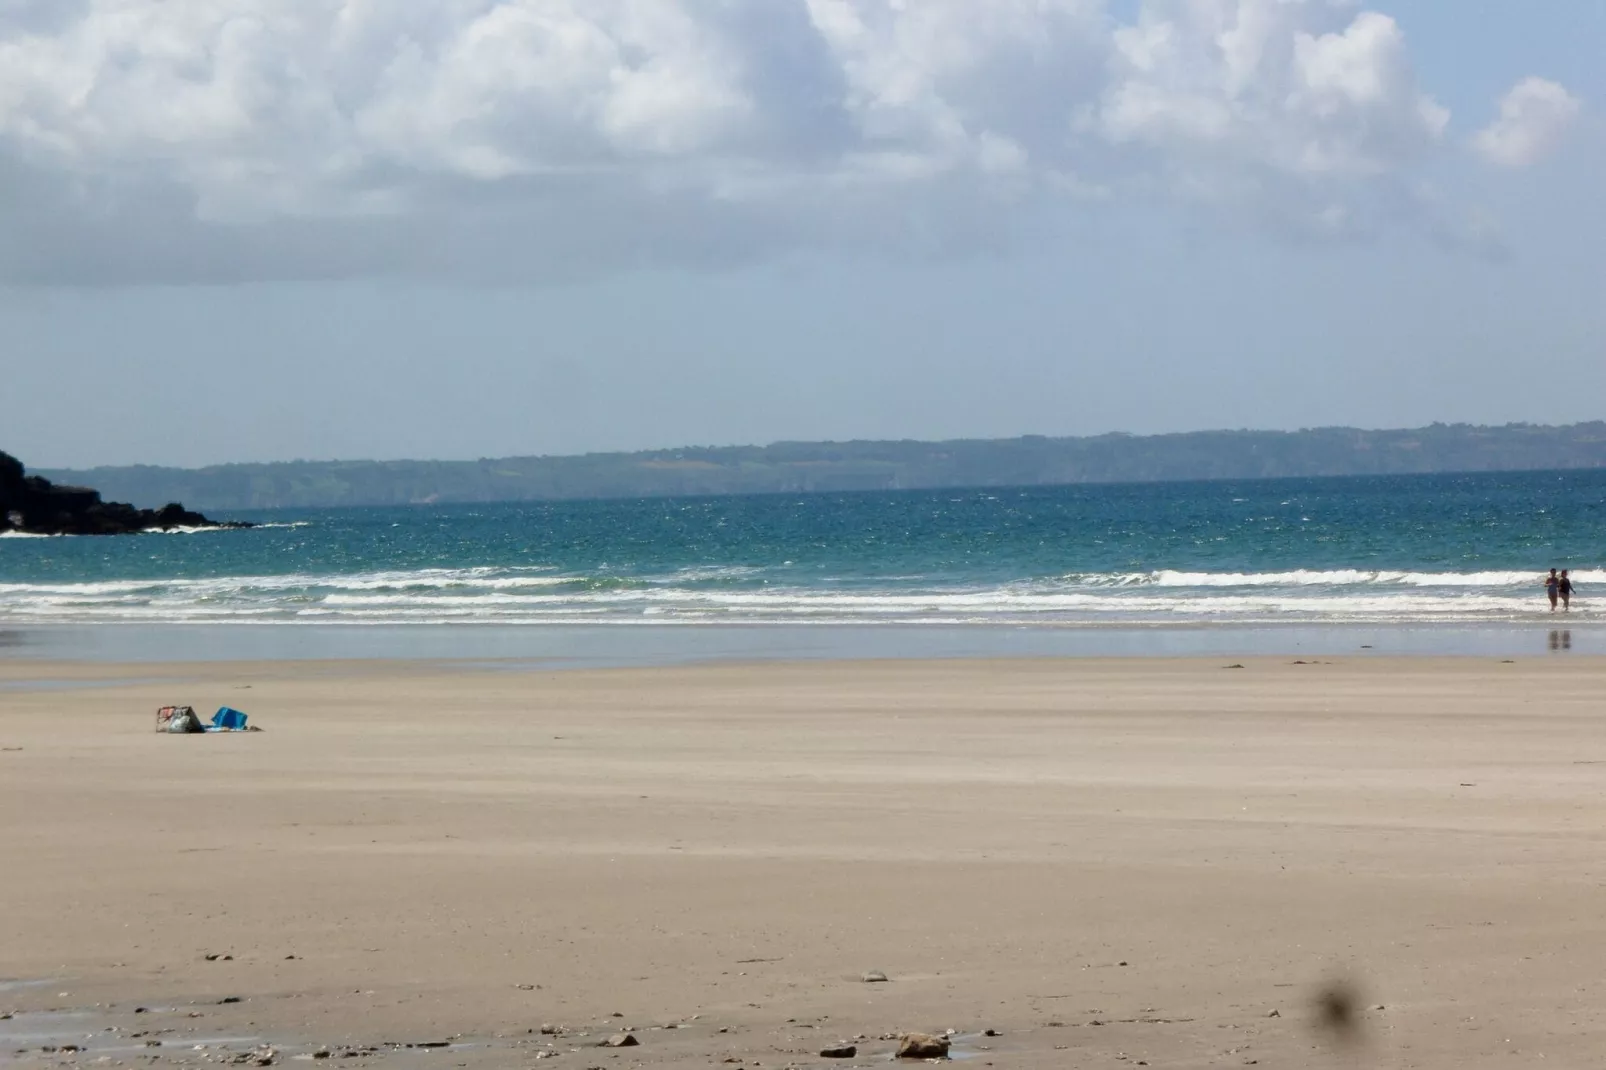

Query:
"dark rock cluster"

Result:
[[1, 450, 250, 535]]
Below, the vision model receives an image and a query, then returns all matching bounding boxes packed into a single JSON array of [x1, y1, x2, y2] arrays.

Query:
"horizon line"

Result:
[[32, 418, 1606, 474]]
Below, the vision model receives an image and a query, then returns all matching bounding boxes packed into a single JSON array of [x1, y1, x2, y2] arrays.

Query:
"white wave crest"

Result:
[[2, 524, 255, 538], [1, 564, 1599, 626], [1087, 569, 1606, 588], [139, 525, 227, 535]]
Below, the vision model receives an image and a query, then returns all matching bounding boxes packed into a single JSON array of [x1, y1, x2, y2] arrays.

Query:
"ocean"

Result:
[[2, 471, 1602, 636]]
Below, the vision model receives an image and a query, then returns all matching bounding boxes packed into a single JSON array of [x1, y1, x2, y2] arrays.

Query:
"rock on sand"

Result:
[[895, 1033, 950, 1059]]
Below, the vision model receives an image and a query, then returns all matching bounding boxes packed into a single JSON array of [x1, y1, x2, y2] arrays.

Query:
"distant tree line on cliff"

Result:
[[39, 422, 1606, 512]]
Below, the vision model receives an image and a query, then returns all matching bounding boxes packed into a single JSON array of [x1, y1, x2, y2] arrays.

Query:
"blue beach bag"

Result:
[[211, 707, 249, 731]]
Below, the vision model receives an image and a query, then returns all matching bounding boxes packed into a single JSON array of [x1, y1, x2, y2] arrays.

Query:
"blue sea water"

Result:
[[2, 470, 1603, 631]]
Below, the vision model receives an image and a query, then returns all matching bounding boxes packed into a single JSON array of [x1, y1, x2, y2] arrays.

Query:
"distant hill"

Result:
[[39, 422, 1606, 512]]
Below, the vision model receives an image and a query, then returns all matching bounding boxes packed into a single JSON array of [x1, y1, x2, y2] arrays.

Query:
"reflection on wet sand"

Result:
[[1550, 629, 1573, 651]]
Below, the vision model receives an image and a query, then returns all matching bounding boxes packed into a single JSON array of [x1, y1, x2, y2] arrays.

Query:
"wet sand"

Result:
[[4, 656, 1606, 1067], [4, 620, 1602, 665]]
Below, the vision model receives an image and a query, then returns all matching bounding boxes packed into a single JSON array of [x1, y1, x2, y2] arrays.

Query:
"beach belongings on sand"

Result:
[[157, 705, 204, 733], [212, 707, 249, 731], [155, 705, 260, 733]]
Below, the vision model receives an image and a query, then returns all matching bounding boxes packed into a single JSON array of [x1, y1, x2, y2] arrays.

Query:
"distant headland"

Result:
[[1, 450, 250, 535], [31, 421, 1606, 512]]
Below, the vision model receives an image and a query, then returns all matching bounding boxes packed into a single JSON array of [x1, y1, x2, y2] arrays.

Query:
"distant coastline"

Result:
[[40, 420, 1606, 511]]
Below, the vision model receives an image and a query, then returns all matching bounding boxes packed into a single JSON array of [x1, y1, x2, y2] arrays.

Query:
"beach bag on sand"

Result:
[[157, 705, 204, 734], [211, 707, 248, 731]]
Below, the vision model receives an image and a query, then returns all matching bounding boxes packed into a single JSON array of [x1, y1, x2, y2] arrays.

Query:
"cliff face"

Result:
[[0, 450, 247, 535]]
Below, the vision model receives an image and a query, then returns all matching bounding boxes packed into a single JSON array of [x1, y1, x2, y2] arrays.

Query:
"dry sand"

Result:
[[4, 655, 1606, 1068]]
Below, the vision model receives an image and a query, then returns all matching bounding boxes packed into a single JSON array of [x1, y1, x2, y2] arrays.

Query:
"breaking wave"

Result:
[[0, 565, 1597, 626], [0, 523, 300, 539]]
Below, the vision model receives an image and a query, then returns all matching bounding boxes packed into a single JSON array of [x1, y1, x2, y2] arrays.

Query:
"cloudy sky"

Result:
[[2, 0, 1600, 469]]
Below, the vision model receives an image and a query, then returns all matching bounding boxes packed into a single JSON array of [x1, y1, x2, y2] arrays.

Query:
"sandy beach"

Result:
[[5, 654, 1606, 1068]]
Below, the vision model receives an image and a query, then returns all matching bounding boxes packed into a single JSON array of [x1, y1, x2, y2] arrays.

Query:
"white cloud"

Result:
[[1094, 4, 1447, 181], [0, 0, 1557, 283], [1473, 76, 1581, 167]]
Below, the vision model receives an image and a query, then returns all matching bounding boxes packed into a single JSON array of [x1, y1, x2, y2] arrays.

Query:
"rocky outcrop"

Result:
[[0, 450, 251, 535]]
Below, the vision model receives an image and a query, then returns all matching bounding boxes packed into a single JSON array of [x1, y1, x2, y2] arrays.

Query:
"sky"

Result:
[[1, 0, 1601, 470]]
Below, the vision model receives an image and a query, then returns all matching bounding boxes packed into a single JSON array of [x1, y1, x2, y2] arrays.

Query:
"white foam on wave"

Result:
[[1, 563, 1600, 625], [0, 567, 571, 599], [658, 565, 770, 583], [2, 524, 265, 539], [1089, 569, 1606, 588]]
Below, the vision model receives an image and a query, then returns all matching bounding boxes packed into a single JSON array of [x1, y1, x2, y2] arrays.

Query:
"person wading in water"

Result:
[[1545, 569, 1560, 611], [1560, 569, 1576, 611]]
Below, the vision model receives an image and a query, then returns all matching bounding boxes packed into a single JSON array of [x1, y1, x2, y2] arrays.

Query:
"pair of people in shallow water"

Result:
[[1544, 569, 1576, 611]]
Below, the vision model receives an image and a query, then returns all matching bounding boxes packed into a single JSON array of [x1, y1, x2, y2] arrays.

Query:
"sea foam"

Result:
[[0, 564, 1595, 626]]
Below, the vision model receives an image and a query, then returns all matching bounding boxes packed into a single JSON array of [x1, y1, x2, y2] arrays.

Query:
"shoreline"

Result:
[[1, 619, 1601, 665]]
